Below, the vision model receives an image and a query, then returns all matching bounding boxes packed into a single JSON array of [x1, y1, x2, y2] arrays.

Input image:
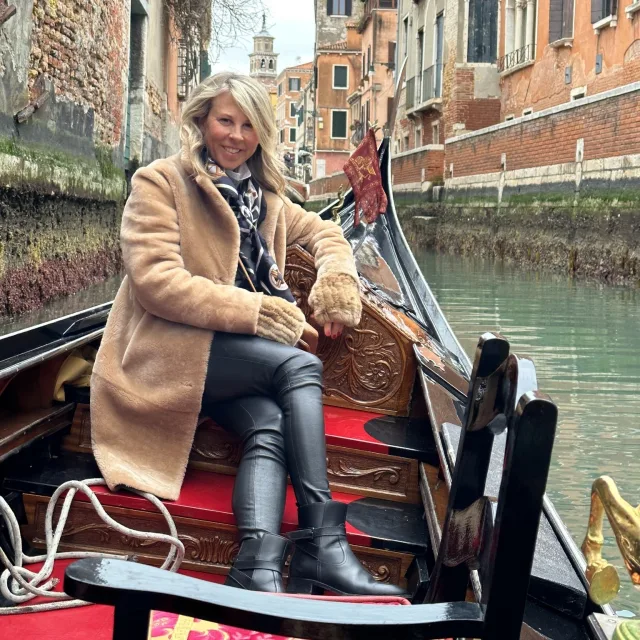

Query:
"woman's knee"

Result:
[[276, 350, 323, 386]]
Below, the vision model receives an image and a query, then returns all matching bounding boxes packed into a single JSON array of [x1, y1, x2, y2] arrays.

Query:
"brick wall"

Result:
[[446, 85, 640, 179], [29, 0, 128, 148], [448, 67, 501, 136], [309, 172, 348, 198], [392, 147, 444, 185]]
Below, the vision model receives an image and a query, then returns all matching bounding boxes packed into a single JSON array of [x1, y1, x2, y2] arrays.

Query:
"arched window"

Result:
[[268, 60, 274, 70], [261, 59, 266, 69]]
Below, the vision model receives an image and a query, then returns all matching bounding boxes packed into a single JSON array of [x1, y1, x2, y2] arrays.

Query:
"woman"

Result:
[[90, 72, 404, 597]]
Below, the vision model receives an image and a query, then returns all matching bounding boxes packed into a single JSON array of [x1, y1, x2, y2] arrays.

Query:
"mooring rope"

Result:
[[0, 478, 185, 615]]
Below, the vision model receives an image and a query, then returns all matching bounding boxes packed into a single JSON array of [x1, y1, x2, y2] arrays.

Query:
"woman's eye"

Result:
[[243, 123, 253, 130], [219, 118, 231, 124]]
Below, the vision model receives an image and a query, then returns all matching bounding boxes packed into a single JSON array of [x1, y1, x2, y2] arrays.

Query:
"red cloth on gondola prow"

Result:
[[343, 129, 388, 228]]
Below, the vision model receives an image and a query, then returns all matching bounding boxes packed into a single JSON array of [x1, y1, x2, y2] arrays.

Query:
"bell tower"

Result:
[[249, 13, 278, 89]]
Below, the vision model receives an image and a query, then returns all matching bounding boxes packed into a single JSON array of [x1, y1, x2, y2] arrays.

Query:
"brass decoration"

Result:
[[327, 458, 401, 485], [613, 621, 640, 640], [331, 185, 346, 227], [581, 476, 640, 605], [182, 535, 239, 566], [359, 560, 392, 583]]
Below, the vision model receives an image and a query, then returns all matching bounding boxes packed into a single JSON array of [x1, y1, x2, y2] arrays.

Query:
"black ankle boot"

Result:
[[287, 500, 407, 597], [226, 533, 290, 593]]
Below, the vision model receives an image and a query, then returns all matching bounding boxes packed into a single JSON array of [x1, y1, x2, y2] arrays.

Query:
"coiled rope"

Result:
[[0, 478, 184, 615]]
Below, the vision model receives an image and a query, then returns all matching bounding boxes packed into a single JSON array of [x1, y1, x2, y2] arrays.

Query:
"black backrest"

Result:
[[427, 333, 558, 639]]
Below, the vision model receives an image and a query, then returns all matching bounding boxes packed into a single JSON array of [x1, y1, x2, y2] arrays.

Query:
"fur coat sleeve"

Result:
[[282, 197, 362, 328], [122, 165, 263, 334]]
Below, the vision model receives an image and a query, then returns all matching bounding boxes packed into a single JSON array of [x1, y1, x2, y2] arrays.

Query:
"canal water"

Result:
[[410, 245, 640, 616]]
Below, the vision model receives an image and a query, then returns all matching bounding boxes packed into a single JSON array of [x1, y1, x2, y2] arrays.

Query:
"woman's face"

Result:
[[202, 91, 260, 171]]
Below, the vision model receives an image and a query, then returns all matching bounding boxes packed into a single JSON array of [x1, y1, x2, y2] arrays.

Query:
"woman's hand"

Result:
[[324, 322, 344, 339]]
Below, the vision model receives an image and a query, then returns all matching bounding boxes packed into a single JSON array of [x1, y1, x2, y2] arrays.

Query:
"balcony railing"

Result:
[[422, 64, 443, 102], [406, 76, 416, 110], [497, 43, 536, 73]]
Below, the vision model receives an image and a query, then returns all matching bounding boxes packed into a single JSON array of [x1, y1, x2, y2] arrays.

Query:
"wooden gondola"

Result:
[[0, 139, 624, 639]]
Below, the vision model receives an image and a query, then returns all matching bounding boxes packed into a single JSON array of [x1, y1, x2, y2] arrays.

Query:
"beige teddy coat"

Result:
[[91, 151, 359, 501]]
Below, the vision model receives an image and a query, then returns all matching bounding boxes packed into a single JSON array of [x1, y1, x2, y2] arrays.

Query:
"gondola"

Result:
[[0, 139, 629, 640]]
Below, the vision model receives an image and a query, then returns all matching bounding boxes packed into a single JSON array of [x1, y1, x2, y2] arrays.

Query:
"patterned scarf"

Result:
[[206, 156, 295, 302]]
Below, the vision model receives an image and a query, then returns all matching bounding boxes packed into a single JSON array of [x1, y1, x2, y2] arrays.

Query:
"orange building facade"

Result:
[[275, 62, 314, 166]]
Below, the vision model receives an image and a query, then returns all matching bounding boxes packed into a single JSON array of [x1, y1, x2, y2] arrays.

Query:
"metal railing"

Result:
[[422, 64, 443, 102], [406, 76, 416, 110], [497, 43, 536, 73]]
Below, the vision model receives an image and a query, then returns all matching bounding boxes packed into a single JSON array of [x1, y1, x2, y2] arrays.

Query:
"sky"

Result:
[[211, 0, 316, 76]]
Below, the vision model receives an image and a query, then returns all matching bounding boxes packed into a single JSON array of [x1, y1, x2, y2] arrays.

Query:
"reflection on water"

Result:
[[0, 275, 123, 338], [413, 247, 640, 616]]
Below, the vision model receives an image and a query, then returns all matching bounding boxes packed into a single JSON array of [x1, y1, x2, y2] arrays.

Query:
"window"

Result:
[[269, 60, 274, 70], [333, 65, 348, 89], [549, 0, 574, 41], [316, 159, 326, 178], [327, 0, 352, 16], [403, 135, 409, 151], [432, 121, 440, 145], [591, 0, 617, 23], [415, 127, 422, 148], [468, 0, 498, 63], [402, 17, 409, 58], [522, 107, 534, 115], [331, 110, 348, 138], [289, 77, 301, 91], [290, 102, 297, 118], [388, 41, 397, 70], [289, 128, 296, 143], [505, 114, 515, 121], [367, 45, 372, 74], [279, 129, 285, 143], [500, 0, 537, 72], [278, 83, 283, 96]]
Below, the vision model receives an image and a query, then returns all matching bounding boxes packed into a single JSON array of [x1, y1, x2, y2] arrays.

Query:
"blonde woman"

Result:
[[90, 72, 405, 597]]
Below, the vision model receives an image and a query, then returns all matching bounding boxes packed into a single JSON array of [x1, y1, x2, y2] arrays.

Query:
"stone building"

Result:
[[0, 0, 208, 317], [313, 0, 364, 178], [348, 0, 397, 146], [275, 61, 313, 170], [249, 15, 278, 91], [293, 77, 316, 183]]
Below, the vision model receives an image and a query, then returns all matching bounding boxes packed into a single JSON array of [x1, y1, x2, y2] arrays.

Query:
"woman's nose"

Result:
[[229, 126, 243, 140]]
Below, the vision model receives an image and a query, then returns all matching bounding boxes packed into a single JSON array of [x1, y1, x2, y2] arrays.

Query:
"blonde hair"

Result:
[[181, 72, 285, 195]]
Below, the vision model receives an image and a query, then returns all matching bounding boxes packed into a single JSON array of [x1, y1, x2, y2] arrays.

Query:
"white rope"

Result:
[[0, 478, 185, 615]]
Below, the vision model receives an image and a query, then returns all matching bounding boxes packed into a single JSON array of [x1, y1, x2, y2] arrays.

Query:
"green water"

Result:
[[411, 246, 640, 616]]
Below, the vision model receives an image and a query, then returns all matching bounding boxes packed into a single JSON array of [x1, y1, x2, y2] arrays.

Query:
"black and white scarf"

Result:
[[206, 157, 295, 303]]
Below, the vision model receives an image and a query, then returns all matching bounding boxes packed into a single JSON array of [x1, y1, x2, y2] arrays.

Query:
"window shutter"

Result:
[[388, 41, 397, 69], [327, 0, 332, 15], [591, 0, 604, 23], [549, 0, 563, 42], [387, 97, 394, 129], [562, 0, 575, 37], [346, 0, 352, 16]]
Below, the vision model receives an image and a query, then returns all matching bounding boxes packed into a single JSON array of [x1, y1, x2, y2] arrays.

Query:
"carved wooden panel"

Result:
[[285, 246, 417, 416], [24, 495, 412, 587], [63, 414, 420, 504]]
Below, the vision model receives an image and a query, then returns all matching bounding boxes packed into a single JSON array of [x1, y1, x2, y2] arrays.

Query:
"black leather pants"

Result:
[[202, 333, 332, 542]]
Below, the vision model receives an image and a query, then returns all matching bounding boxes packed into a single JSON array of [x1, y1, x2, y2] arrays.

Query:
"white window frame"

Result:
[[570, 86, 587, 101], [522, 107, 534, 116], [330, 109, 349, 139], [316, 158, 326, 178], [332, 64, 349, 90], [289, 128, 296, 143], [289, 102, 297, 118], [328, 0, 350, 16]]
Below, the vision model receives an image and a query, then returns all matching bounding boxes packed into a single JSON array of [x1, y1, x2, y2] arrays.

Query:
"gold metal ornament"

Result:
[[331, 185, 346, 228], [581, 476, 640, 606]]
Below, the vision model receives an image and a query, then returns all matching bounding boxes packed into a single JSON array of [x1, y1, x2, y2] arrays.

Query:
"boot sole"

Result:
[[287, 577, 407, 598]]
